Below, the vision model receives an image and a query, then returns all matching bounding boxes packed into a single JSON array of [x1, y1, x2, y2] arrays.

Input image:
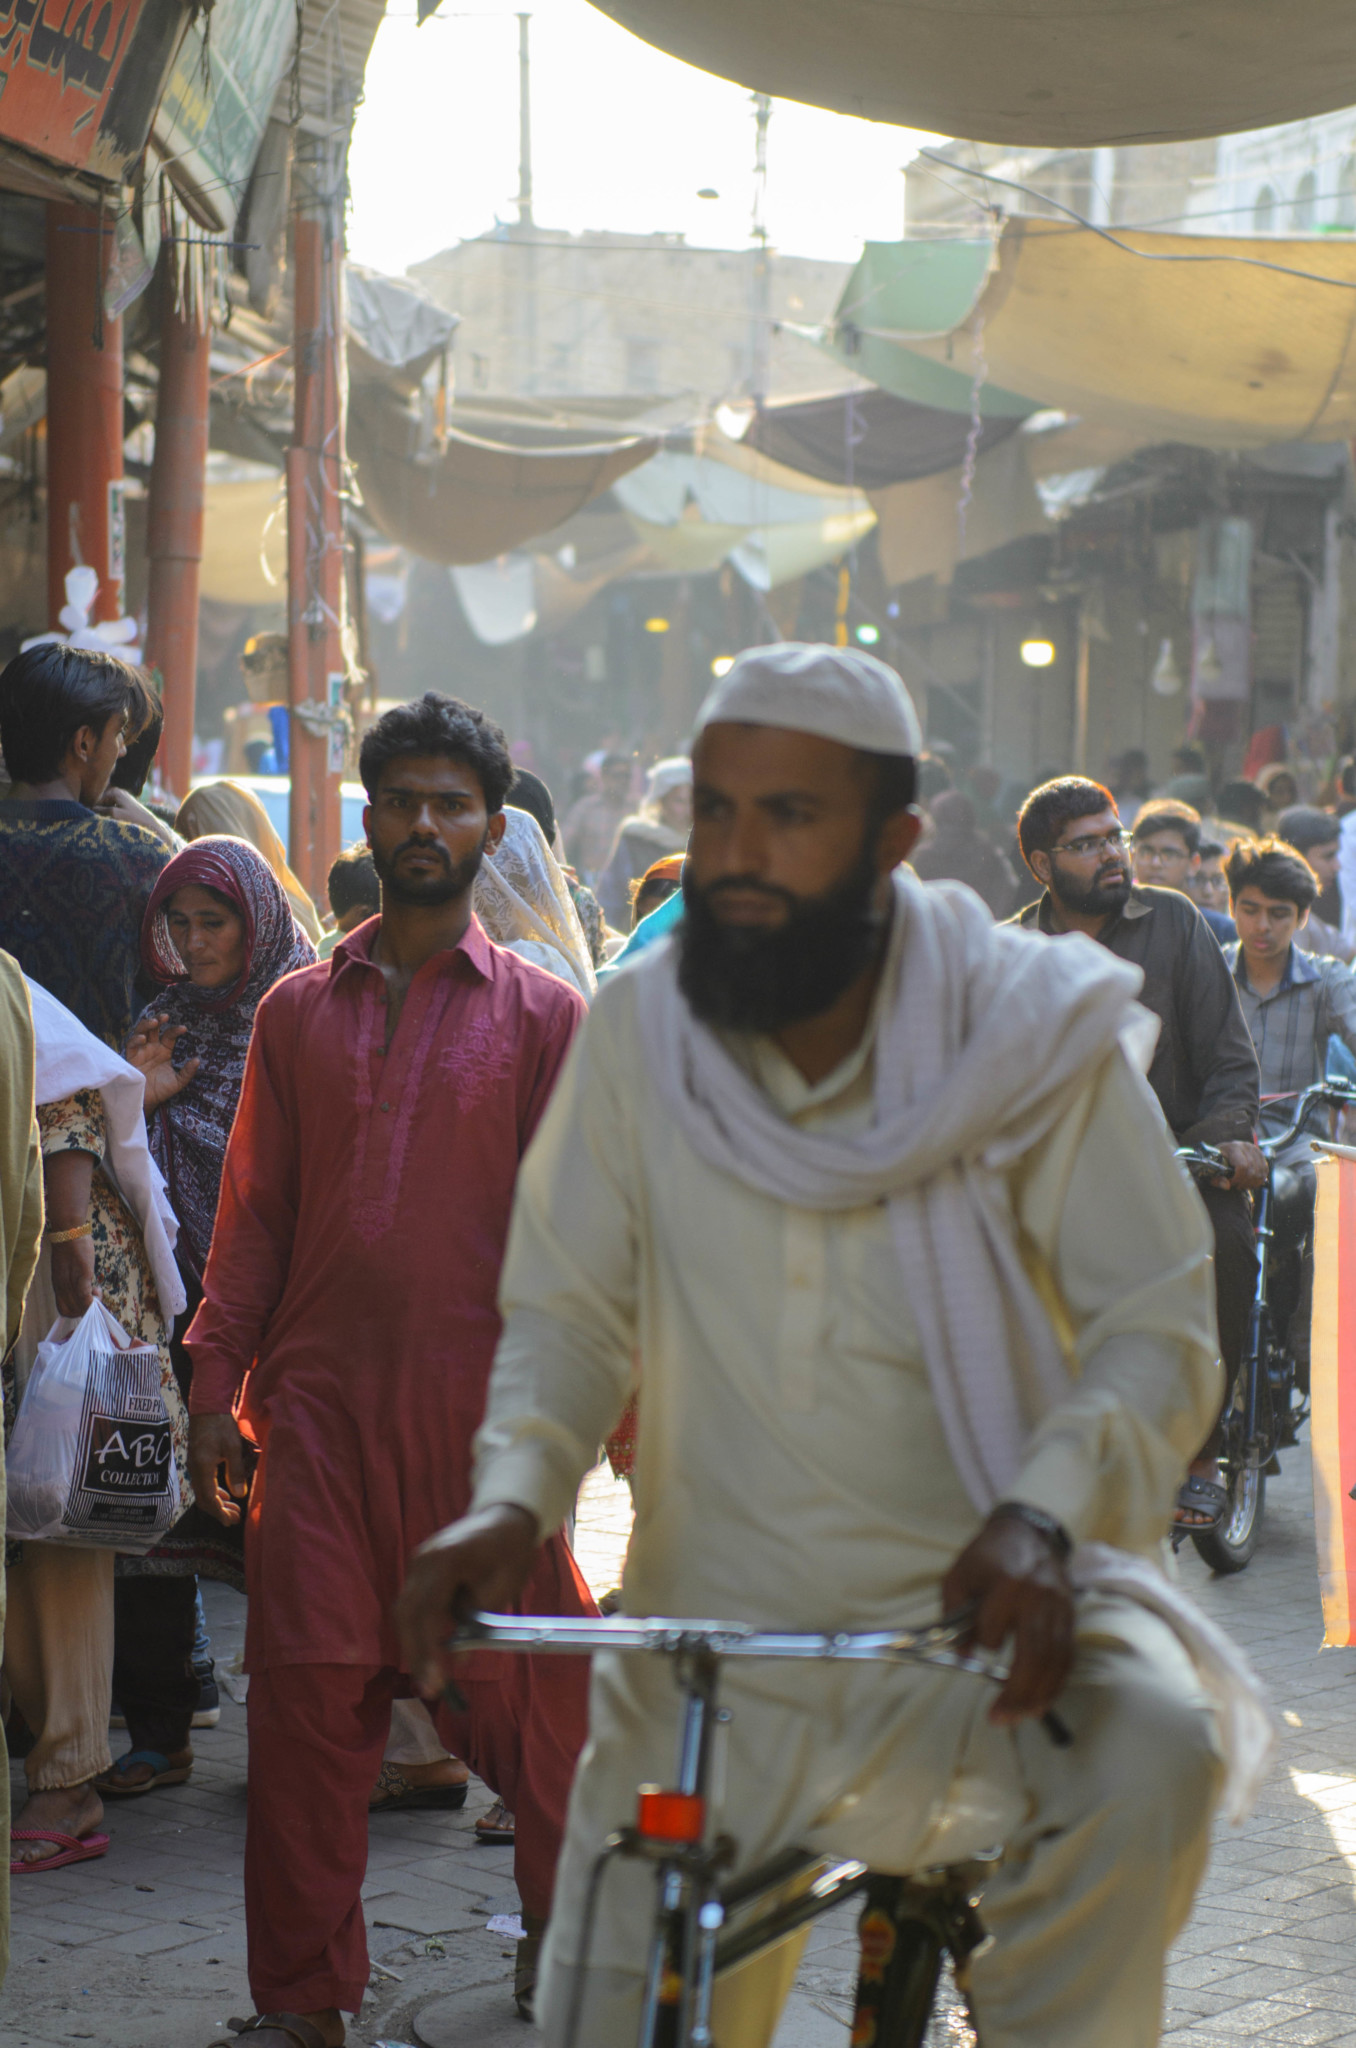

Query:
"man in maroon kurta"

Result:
[[186, 694, 595, 2048]]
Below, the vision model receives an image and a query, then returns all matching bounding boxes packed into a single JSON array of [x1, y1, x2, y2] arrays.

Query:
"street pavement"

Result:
[[4, 1449, 1356, 2048]]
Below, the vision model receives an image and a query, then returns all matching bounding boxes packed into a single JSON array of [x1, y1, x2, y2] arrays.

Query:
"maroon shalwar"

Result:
[[187, 916, 596, 2015]]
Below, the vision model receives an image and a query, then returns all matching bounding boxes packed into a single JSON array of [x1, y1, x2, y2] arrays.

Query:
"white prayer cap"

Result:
[[694, 642, 922, 758], [645, 755, 693, 800]]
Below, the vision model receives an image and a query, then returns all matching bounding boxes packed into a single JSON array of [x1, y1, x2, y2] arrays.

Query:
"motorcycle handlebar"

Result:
[[1174, 1082, 1356, 1182], [1257, 1079, 1356, 1159]]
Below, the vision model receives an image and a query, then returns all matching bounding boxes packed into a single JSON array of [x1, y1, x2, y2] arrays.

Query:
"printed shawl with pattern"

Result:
[[137, 835, 316, 1280]]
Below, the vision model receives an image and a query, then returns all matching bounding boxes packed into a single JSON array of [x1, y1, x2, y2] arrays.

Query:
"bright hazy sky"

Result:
[[347, 0, 937, 278]]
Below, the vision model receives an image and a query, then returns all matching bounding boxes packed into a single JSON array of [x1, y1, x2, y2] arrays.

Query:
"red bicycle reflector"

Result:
[[636, 1786, 705, 1842]]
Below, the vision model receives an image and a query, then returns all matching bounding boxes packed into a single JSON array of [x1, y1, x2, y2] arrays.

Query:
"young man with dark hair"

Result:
[[1225, 839, 1356, 1150], [0, 645, 172, 1046], [1224, 839, 1356, 1397], [1275, 804, 1350, 960], [1131, 798, 1235, 942], [1012, 777, 1263, 1530], [401, 647, 1232, 2048], [186, 692, 596, 2048]]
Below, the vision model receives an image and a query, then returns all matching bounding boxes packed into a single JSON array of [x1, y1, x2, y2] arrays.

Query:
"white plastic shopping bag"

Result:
[[6, 1300, 180, 1550]]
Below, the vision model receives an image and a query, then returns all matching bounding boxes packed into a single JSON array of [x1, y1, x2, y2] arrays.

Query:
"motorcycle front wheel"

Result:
[[1192, 1459, 1266, 1574]]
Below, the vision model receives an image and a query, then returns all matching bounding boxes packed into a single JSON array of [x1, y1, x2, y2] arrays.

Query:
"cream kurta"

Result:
[[472, 938, 1224, 2040]]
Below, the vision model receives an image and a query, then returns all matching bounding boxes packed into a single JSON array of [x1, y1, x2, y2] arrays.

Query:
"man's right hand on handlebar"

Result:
[[397, 1502, 542, 1695], [1212, 1139, 1267, 1191], [941, 1508, 1075, 1727]]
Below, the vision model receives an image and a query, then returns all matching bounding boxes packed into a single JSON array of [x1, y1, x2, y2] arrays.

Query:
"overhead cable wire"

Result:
[[915, 150, 1356, 292]]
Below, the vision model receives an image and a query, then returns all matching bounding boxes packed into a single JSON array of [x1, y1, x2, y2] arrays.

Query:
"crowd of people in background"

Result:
[[0, 634, 1353, 2040]]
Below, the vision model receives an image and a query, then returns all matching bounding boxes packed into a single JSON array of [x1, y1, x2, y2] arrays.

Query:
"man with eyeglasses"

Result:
[[1131, 798, 1236, 944], [1010, 777, 1263, 1532]]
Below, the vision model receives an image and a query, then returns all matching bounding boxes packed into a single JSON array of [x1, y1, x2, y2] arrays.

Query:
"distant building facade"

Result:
[[410, 226, 853, 407]]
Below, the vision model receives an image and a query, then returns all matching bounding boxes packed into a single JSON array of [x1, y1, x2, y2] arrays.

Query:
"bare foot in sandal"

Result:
[[369, 1756, 470, 1809], [1174, 1459, 1229, 1528], [231, 2011, 345, 2047], [474, 1795, 515, 1843], [11, 1782, 104, 1866], [97, 1746, 193, 1796]]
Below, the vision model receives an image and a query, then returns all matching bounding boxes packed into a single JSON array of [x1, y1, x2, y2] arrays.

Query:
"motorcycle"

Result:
[[1174, 1077, 1356, 1573]]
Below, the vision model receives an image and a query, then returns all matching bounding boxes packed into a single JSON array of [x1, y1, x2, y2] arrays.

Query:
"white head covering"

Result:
[[474, 807, 598, 1002], [694, 642, 923, 758], [644, 757, 692, 803]]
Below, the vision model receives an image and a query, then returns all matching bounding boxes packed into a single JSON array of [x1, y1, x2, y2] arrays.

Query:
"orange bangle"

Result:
[[46, 1223, 92, 1244]]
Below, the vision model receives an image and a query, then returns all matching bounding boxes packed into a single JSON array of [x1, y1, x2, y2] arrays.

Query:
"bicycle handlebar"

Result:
[[451, 1609, 1074, 1748], [452, 1608, 1001, 1682]]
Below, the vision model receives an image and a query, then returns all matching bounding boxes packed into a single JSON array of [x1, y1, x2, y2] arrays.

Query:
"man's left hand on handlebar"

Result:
[[1212, 1139, 1267, 1191], [941, 1508, 1075, 1727], [396, 1502, 542, 1695]]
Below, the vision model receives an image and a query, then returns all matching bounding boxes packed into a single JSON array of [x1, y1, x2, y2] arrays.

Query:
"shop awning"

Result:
[[347, 385, 659, 566], [738, 385, 1025, 489], [589, 0, 1356, 148], [833, 221, 1356, 451], [610, 444, 876, 590]]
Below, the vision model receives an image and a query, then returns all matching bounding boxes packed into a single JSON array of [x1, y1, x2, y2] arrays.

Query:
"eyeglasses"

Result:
[[1055, 828, 1128, 860], [1134, 841, 1189, 866]]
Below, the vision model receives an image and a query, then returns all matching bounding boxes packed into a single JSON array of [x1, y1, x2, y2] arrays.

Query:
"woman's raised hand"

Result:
[[125, 1015, 200, 1111]]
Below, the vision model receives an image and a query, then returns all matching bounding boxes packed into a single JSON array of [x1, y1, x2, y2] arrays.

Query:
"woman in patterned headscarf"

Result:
[[93, 838, 315, 1799], [131, 836, 316, 1282]]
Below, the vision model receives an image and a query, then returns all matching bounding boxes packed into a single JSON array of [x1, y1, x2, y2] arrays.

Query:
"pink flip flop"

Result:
[[10, 1828, 110, 1875]]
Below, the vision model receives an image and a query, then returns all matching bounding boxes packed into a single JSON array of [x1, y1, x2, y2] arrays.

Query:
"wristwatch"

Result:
[[990, 1500, 1073, 1561]]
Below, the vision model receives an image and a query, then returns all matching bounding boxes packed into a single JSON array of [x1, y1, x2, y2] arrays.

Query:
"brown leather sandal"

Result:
[[474, 1796, 516, 1843], [228, 2015, 335, 2048]]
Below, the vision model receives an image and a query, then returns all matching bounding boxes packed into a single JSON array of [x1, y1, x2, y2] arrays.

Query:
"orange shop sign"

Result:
[[0, 0, 188, 181]]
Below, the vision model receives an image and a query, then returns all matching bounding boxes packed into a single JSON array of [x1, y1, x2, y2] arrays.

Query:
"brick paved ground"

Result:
[[3, 1450, 1355, 2047]]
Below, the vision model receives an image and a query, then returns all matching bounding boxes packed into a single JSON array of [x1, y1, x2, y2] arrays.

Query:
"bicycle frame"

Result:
[[452, 1610, 1048, 2048]]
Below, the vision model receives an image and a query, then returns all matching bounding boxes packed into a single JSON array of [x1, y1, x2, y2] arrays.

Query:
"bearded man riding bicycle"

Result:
[[400, 647, 1267, 2048]]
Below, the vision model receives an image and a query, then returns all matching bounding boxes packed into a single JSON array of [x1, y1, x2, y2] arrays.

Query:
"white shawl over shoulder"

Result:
[[636, 869, 1272, 1814]]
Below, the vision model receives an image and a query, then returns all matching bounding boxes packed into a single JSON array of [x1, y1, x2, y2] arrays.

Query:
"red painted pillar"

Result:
[[45, 201, 125, 627], [145, 276, 210, 800], [287, 156, 346, 898]]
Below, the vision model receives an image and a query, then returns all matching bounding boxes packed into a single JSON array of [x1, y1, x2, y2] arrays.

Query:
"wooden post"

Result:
[[288, 139, 347, 897], [145, 270, 210, 799], [45, 201, 125, 627], [1073, 602, 1092, 775]]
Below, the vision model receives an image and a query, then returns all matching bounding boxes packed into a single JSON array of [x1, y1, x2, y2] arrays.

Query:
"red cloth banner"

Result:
[[1311, 1150, 1356, 1645]]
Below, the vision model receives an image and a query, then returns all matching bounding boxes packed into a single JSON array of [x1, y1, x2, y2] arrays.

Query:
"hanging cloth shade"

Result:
[[741, 386, 1026, 490], [348, 384, 659, 566], [829, 219, 1356, 451], [589, 0, 1356, 148]]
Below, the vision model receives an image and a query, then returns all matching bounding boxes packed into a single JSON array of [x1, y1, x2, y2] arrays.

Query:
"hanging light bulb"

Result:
[[1151, 637, 1183, 697]]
